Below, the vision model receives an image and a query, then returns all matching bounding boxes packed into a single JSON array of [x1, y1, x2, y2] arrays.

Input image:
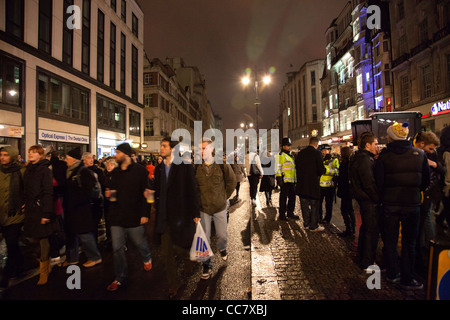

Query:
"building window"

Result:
[[132, 45, 138, 100], [63, 0, 74, 66], [111, 0, 116, 12], [120, 33, 126, 94], [82, 0, 91, 75], [39, 0, 52, 54], [447, 54, 450, 89], [400, 75, 409, 106], [356, 74, 363, 94], [144, 73, 152, 85], [419, 19, 428, 44], [132, 13, 138, 38], [311, 88, 316, 105], [129, 110, 141, 136], [311, 71, 316, 86], [398, 1, 405, 20], [399, 35, 408, 56], [384, 70, 391, 86], [366, 72, 371, 92], [121, 0, 126, 23], [37, 71, 89, 122], [110, 22, 116, 89], [97, 95, 125, 132], [144, 119, 154, 136], [0, 54, 23, 109], [5, 0, 24, 40], [97, 10, 105, 83], [422, 64, 432, 99]]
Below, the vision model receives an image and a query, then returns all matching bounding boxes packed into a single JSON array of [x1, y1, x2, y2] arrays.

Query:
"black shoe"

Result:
[[401, 279, 423, 290], [201, 266, 212, 280], [287, 215, 300, 220], [338, 229, 353, 237]]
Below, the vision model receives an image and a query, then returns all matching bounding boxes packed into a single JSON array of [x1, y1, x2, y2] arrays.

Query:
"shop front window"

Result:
[[0, 54, 23, 109], [37, 70, 89, 123]]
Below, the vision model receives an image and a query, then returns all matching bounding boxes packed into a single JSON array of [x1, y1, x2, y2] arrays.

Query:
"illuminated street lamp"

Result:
[[241, 67, 272, 138]]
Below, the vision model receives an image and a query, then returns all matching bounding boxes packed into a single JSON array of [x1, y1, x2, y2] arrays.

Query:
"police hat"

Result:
[[281, 137, 292, 146]]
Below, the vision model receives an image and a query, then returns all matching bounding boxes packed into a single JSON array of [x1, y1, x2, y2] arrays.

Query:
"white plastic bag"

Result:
[[190, 223, 214, 262]]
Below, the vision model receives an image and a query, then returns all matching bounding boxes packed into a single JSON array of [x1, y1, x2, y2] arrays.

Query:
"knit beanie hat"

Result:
[[387, 122, 409, 141], [116, 143, 132, 157], [67, 147, 82, 160], [0, 146, 19, 162]]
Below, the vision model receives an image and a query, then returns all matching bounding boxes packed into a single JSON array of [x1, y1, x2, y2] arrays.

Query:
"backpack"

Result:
[[75, 167, 103, 202]]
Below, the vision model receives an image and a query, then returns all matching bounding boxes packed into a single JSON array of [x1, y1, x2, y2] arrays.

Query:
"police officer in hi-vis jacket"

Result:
[[275, 138, 299, 221]]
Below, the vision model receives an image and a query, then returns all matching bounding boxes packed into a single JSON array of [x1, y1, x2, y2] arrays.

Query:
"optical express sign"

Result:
[[39, 130, 89, 144]]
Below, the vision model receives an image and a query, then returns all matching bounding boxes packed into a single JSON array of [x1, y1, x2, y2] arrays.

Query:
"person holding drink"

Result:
[[105, 143, 153, 291]]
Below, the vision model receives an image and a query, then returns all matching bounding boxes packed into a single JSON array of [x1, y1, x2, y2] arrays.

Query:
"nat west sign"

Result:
[[39, 130, 89, 144], [431, 99, 450, 116]]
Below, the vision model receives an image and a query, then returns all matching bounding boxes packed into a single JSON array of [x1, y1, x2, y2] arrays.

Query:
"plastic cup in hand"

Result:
[[109, 190, 117, 202], [146, 190, 155, 203]]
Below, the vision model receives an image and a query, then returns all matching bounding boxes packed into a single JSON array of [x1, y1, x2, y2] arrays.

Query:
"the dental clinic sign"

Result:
[[431, 99, 450, 116], [39, 130, 89, 144]]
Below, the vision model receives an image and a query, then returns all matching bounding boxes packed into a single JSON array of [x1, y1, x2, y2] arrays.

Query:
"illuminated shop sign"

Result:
[[431, 100, 450, 116], [422, 99, 450, 119], [39, 130, 89, 144]]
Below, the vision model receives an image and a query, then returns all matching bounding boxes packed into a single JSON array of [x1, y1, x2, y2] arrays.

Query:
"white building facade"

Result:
[[0, 0, 144, 158]]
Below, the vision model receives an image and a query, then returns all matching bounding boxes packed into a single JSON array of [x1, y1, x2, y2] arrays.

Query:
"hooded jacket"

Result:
[[0, 160, 25, 227], [375, 140, 430, 207]]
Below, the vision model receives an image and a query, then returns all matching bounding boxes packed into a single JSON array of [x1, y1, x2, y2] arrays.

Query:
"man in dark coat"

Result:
[[0, 146, 25, 287], [63, 147, 102, 268], [295, 137, 325, 231], [349, 132, 380, 271], [105, 143, 152, 291], [153, 137, 201, 298], [376, 122, 430, 290]]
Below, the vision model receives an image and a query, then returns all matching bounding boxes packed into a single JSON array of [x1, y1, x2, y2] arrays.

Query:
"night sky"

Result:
[[138, 0, 349, 131]]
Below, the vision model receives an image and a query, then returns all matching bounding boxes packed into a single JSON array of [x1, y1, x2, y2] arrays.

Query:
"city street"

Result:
[[1, 178, 446, 301]]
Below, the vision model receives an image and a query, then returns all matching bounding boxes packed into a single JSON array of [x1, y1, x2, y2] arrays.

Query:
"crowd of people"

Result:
[[0, 137, 243, 297], [1, 120, 449, 296], [276, 121, 450, 291]]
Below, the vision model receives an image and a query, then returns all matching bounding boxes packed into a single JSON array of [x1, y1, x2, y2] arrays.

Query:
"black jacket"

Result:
[[295, 146, 325, 200], [153, 162, 200, 248], [23, 159, 55, 238], [349, 150, 379, 204], [63, 162, 98, 234], [337, 158, 351, 199], [108, 162, 151, 228], [375, 140, 430, 207]]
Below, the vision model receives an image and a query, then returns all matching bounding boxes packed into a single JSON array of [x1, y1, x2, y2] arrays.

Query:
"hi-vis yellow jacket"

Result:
[[275, 151, 297, 184], [319, 157, 339, 188]]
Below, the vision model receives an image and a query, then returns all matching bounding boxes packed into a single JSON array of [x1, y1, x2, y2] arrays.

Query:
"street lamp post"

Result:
[[242, 68, 272, 142]]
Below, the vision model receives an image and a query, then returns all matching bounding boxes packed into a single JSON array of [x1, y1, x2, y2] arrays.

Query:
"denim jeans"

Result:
[[382, 206, 420, 284], [66, 232, 102, 263], [200, 209, 228, 268], [111, 225, 152, 283]]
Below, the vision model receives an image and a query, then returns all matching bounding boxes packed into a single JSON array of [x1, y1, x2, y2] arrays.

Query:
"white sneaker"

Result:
[[309, 226, 325, 232]]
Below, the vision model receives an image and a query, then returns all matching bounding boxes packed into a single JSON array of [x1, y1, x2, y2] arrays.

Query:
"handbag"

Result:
[[250, 154, 261, 176], [190, 223, 214, 262]]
